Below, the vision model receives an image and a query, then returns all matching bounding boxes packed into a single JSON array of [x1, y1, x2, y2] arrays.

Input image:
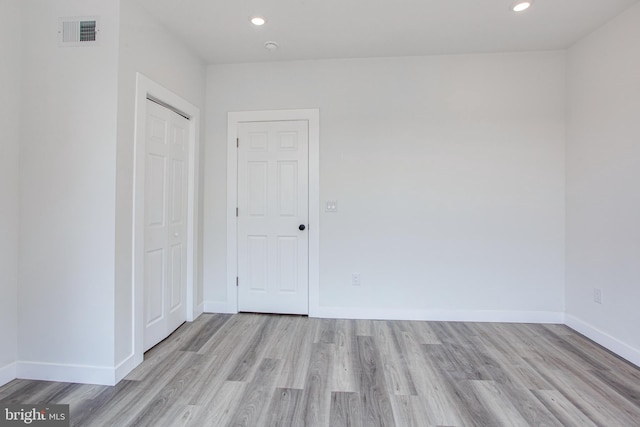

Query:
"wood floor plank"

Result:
[[329, 391, 361, 427], [265, 388, 303, 427], [0, 380, 32, 401], [276, 317, 319, 390], [425, 339, 500, 427], [316, 318, 337, 344], [228, 358, 282, 426], [262, 315, 300, 360], [356, 335, 396, 427], [227, 315, 276, 382], [389, 395, 435, 427], [525, 355, 640, 426], [405, 320, 441, 345], [126, 321, 206, 382], [470, 380, 539, 427], [70, 380, 139, 427], [189, 380, 246, 427], [531, 389, 598, 427], [142, 321, 194, 360], [589, 366, 640, 409], [562, 331, 640, 383], [431, 341, 492, 381], [397, 336, 462, 426], [291, 342, 334, 427], [555, 361, 640, 424], [373, 321, 417, 396], [180, 313, 231, 352], [489, 381, 562, 426], [488, 323, 549, 360], [89, 352, 201, 427], [52, 384, 108, 408], [437, 375, 502, 427], [432, 323, 500, 382], [355, 319, 373, 337], [473, 324, 554, 390], [126, 354, 205, 426], [194, 313, 260, 355], [166, 405, 202, 427], [1, 381, 78, 405], [188, 316, 264, 406], [528, 324, 615, 374], [332, 319, 359, 393]]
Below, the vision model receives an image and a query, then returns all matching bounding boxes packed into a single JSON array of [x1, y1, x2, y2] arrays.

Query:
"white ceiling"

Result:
[[134, 0, 639, 64]]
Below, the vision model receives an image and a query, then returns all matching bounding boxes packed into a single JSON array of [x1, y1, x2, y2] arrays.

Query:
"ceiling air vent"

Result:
[[59, 17, 100, 47]]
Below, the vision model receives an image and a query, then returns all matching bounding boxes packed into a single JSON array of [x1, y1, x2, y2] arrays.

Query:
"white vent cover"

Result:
[[58, 17, 100, 47]]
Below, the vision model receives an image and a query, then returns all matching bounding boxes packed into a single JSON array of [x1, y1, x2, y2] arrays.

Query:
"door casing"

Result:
[[227, 110, 320, 316]]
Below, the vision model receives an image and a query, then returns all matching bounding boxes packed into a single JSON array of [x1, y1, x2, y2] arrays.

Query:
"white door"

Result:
[[143, 99, 189, 351], [237, 120, 309, 314]]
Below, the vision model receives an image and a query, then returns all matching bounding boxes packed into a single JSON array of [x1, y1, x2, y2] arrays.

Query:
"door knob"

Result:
[[299, 224, 306, 231]]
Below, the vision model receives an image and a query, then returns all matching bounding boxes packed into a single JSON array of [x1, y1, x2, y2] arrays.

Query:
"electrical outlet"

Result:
[[593, 288, 603, 304], [352, 273, 361, 286]]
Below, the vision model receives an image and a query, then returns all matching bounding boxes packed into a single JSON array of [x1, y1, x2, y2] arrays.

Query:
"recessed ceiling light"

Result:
[[250, 16, 266, 26], [264, 41, 279, 51], [512, 1, 533, 12]]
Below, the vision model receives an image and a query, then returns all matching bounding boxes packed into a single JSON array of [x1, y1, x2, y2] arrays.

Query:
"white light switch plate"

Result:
[[325, 200, 338, 212]]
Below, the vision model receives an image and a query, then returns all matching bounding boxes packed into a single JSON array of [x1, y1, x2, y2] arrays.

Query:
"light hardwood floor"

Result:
[[2, 313, 640, 426]]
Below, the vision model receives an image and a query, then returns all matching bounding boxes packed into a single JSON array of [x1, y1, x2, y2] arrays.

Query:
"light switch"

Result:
[[325, 200, 338, 212]]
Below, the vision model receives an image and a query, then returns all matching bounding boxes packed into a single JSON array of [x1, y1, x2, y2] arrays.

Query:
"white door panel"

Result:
[[144, 249, 164, 325], [143, 100, 188, 351], [247, 235, 268, 292], [238, 121, 309, 314], [277, 237, 298, 292]]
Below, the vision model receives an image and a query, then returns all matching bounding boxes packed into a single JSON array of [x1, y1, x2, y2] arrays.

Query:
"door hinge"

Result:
[[236, 207, 239, 217], [236, 277, 239, 287], [236, 137, 239, 148]]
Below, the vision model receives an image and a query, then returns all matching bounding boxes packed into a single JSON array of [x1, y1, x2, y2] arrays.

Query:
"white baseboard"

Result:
[[565, 315, 640, 368], [0, 361, 17, 387], [194, 302, 204, 319], [17, 361, 117, 386], [313, 306, 565, 324], [114, 353, 140, 384], [203, 300, 236, 314]]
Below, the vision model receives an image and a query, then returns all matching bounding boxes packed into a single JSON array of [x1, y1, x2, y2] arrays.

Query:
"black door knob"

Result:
[[299, 224, 306, 231]]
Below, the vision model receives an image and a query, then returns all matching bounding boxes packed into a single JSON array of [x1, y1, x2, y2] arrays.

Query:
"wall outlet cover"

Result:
[[352, 273, 361, 286], [593, 288, 603, 304]]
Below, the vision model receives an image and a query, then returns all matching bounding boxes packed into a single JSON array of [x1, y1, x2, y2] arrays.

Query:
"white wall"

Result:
[[566, 3, 640, 366], [0, 0, 22, 386], [205, 52, 567, 321], [115, 0, 206, 369], [18, 0, 120, 383]]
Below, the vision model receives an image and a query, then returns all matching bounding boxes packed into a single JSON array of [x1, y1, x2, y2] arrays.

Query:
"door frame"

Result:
[[133, 73, 201, 365], [227, 110, 320, 316]]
